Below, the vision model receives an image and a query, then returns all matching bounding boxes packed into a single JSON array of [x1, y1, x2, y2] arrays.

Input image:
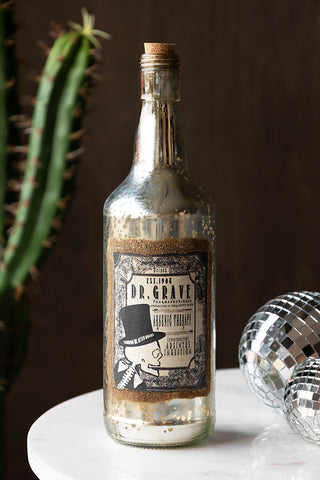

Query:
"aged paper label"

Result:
[[107, 238, 212, 402]]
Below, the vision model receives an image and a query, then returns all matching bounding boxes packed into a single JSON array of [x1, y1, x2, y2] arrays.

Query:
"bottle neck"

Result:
[[131, 54, 186, 178]]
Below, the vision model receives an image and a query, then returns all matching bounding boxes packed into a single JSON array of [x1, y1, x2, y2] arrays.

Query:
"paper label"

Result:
[[107, 238, 212, 401]]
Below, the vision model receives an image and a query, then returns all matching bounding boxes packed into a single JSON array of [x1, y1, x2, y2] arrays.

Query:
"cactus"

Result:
[[0, 5, 110, 475], [0, 9, 110, 296]]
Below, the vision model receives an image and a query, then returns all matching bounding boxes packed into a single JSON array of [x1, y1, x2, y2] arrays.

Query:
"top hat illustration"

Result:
[[119, 304, 165, 347]]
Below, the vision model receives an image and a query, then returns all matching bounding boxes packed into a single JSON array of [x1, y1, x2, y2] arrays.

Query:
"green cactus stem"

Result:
[[0, 12, 29, 474], [0, 0, 20, 250], [0, 290, 29, 476], [0, 290, 29, 392], [11, 38, 92, 289], [0, 9, 110, 294], [0, 4, 7, 249]]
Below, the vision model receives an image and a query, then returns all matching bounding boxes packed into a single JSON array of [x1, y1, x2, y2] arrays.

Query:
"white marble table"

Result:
[[27, 368, 320, 480]]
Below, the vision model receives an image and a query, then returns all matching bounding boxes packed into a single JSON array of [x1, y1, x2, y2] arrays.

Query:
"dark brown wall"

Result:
[[5, 0, 320, 478]]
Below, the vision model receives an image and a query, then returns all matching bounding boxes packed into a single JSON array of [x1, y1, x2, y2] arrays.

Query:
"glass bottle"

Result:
[[103, 43, 215, 447]]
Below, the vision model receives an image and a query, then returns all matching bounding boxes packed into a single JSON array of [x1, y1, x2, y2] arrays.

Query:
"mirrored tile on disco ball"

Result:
[[313, 324, 320, 335], [239, 291, 320, 410], [283, 358, 320, 444]]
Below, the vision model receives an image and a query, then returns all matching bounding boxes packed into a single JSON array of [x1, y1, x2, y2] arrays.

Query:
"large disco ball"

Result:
[[239, 291, 320, 409], [283, 358, 320, 444]]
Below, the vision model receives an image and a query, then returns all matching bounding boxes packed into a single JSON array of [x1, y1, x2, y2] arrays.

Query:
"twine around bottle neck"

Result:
[[140, 53, 180, 102]]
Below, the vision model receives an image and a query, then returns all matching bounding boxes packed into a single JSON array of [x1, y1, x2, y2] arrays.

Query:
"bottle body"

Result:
[[103, 44, 216, 447]]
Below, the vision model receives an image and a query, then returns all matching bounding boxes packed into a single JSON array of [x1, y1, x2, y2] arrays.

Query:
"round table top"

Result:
[[27, 368, 320, 480]]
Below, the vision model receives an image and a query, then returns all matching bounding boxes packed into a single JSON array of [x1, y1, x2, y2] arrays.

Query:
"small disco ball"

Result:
[[283, 358, 320, 444], [239, 291, 320, 409]]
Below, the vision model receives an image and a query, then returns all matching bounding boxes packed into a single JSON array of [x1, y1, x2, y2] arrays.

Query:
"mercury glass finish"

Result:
[[284, 358, 320, 444], [239, 291, 320, 410], [103, 49, 216, 447]]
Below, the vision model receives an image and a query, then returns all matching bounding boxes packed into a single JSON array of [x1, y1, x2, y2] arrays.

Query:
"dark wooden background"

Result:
[[5, 0, 320, 477]]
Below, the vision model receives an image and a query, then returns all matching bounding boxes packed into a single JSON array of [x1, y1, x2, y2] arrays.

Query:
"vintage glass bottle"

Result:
[[103, 43, 215, 447]]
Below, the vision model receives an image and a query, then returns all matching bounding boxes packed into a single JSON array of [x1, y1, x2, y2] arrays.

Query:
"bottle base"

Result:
[[104, 415, 214, 448]]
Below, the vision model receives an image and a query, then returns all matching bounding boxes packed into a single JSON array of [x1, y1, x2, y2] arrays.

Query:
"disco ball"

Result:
[[283, 358, 320, 444], [239, 291, 320, 409]]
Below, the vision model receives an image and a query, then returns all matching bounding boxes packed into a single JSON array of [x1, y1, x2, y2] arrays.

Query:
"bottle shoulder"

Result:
[[104, 169, 215, 219]]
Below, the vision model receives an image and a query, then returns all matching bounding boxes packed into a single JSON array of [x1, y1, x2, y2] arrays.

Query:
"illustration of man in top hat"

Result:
[[114, 304, 166, 391]]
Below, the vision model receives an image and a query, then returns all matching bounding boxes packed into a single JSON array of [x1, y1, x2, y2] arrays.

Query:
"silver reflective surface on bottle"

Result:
[[103, 44, 216, 447]]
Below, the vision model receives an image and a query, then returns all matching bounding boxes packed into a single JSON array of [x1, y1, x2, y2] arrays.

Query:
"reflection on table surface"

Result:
[[27, 369, 320, 480]]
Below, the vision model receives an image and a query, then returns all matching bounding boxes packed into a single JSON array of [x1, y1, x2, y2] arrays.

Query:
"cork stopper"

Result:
[[144, 43, 176, 56]]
